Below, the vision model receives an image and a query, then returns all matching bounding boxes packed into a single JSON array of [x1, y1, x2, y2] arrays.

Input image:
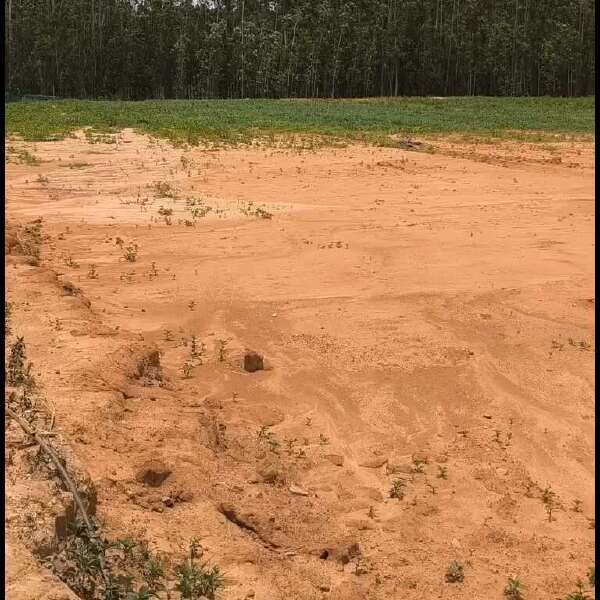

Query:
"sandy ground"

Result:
[[5, 130, 595, 599]]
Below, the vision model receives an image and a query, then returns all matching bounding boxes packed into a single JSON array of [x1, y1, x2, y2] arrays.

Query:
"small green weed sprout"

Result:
[[216, 339, 227, 362], [6, 336, 35, 388], [411, 456, 428, 473], [149, 262, 159, 279], [541, 485, 559, 521], [572, 499, 583, 512], [284, 437, 298, 456], [258, 425, 280, 454], [563, 579, 591, 600], [389, 478, 406, 500], [182, 361, 194, 379], [136, 551, 166, 598], [504, 577, 525, 599], [175, 538, 224, 600], [124, 242, 139, 262], [185, 197, 213, 219], [157, 206, 173, 217], [151, 181, 176, 198], [64, 255, 80, 268], [445, 560, 465, 583], [180, 155, 190, 169], [190, 335, 204, 359], [254, 206, 273, 219], [240, 201, 273, 219], [541, 485, 556, 505]]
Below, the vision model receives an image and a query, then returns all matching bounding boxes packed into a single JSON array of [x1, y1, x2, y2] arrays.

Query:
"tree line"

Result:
[[4, 0, 595, 99]]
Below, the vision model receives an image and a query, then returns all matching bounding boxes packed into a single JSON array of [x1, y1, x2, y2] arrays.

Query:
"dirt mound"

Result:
[[5, 218, 43, 265], [90, 343, 166, 392]]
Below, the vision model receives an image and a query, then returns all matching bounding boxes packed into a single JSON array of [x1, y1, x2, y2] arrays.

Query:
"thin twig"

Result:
[[5, 405, 94, 532], [5, 404, 112, 586]]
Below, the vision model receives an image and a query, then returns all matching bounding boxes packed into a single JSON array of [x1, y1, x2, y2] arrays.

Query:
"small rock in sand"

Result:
[[244, 351, 264, 373]]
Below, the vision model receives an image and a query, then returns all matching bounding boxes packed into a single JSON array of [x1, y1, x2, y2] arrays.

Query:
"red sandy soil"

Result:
[[5, 130, 595, 599]]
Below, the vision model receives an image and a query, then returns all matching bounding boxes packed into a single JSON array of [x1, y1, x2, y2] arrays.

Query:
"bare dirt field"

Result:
[[5, 131, 595, 599]]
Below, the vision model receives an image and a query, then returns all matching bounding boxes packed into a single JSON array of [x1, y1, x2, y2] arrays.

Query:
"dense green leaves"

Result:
[[4, 0, 595, 99], [6, 97, 595, 143]]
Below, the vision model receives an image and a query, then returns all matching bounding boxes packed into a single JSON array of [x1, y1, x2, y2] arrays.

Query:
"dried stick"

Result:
[[5, 404, 112, 586], [5, 405, 93, 532]]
